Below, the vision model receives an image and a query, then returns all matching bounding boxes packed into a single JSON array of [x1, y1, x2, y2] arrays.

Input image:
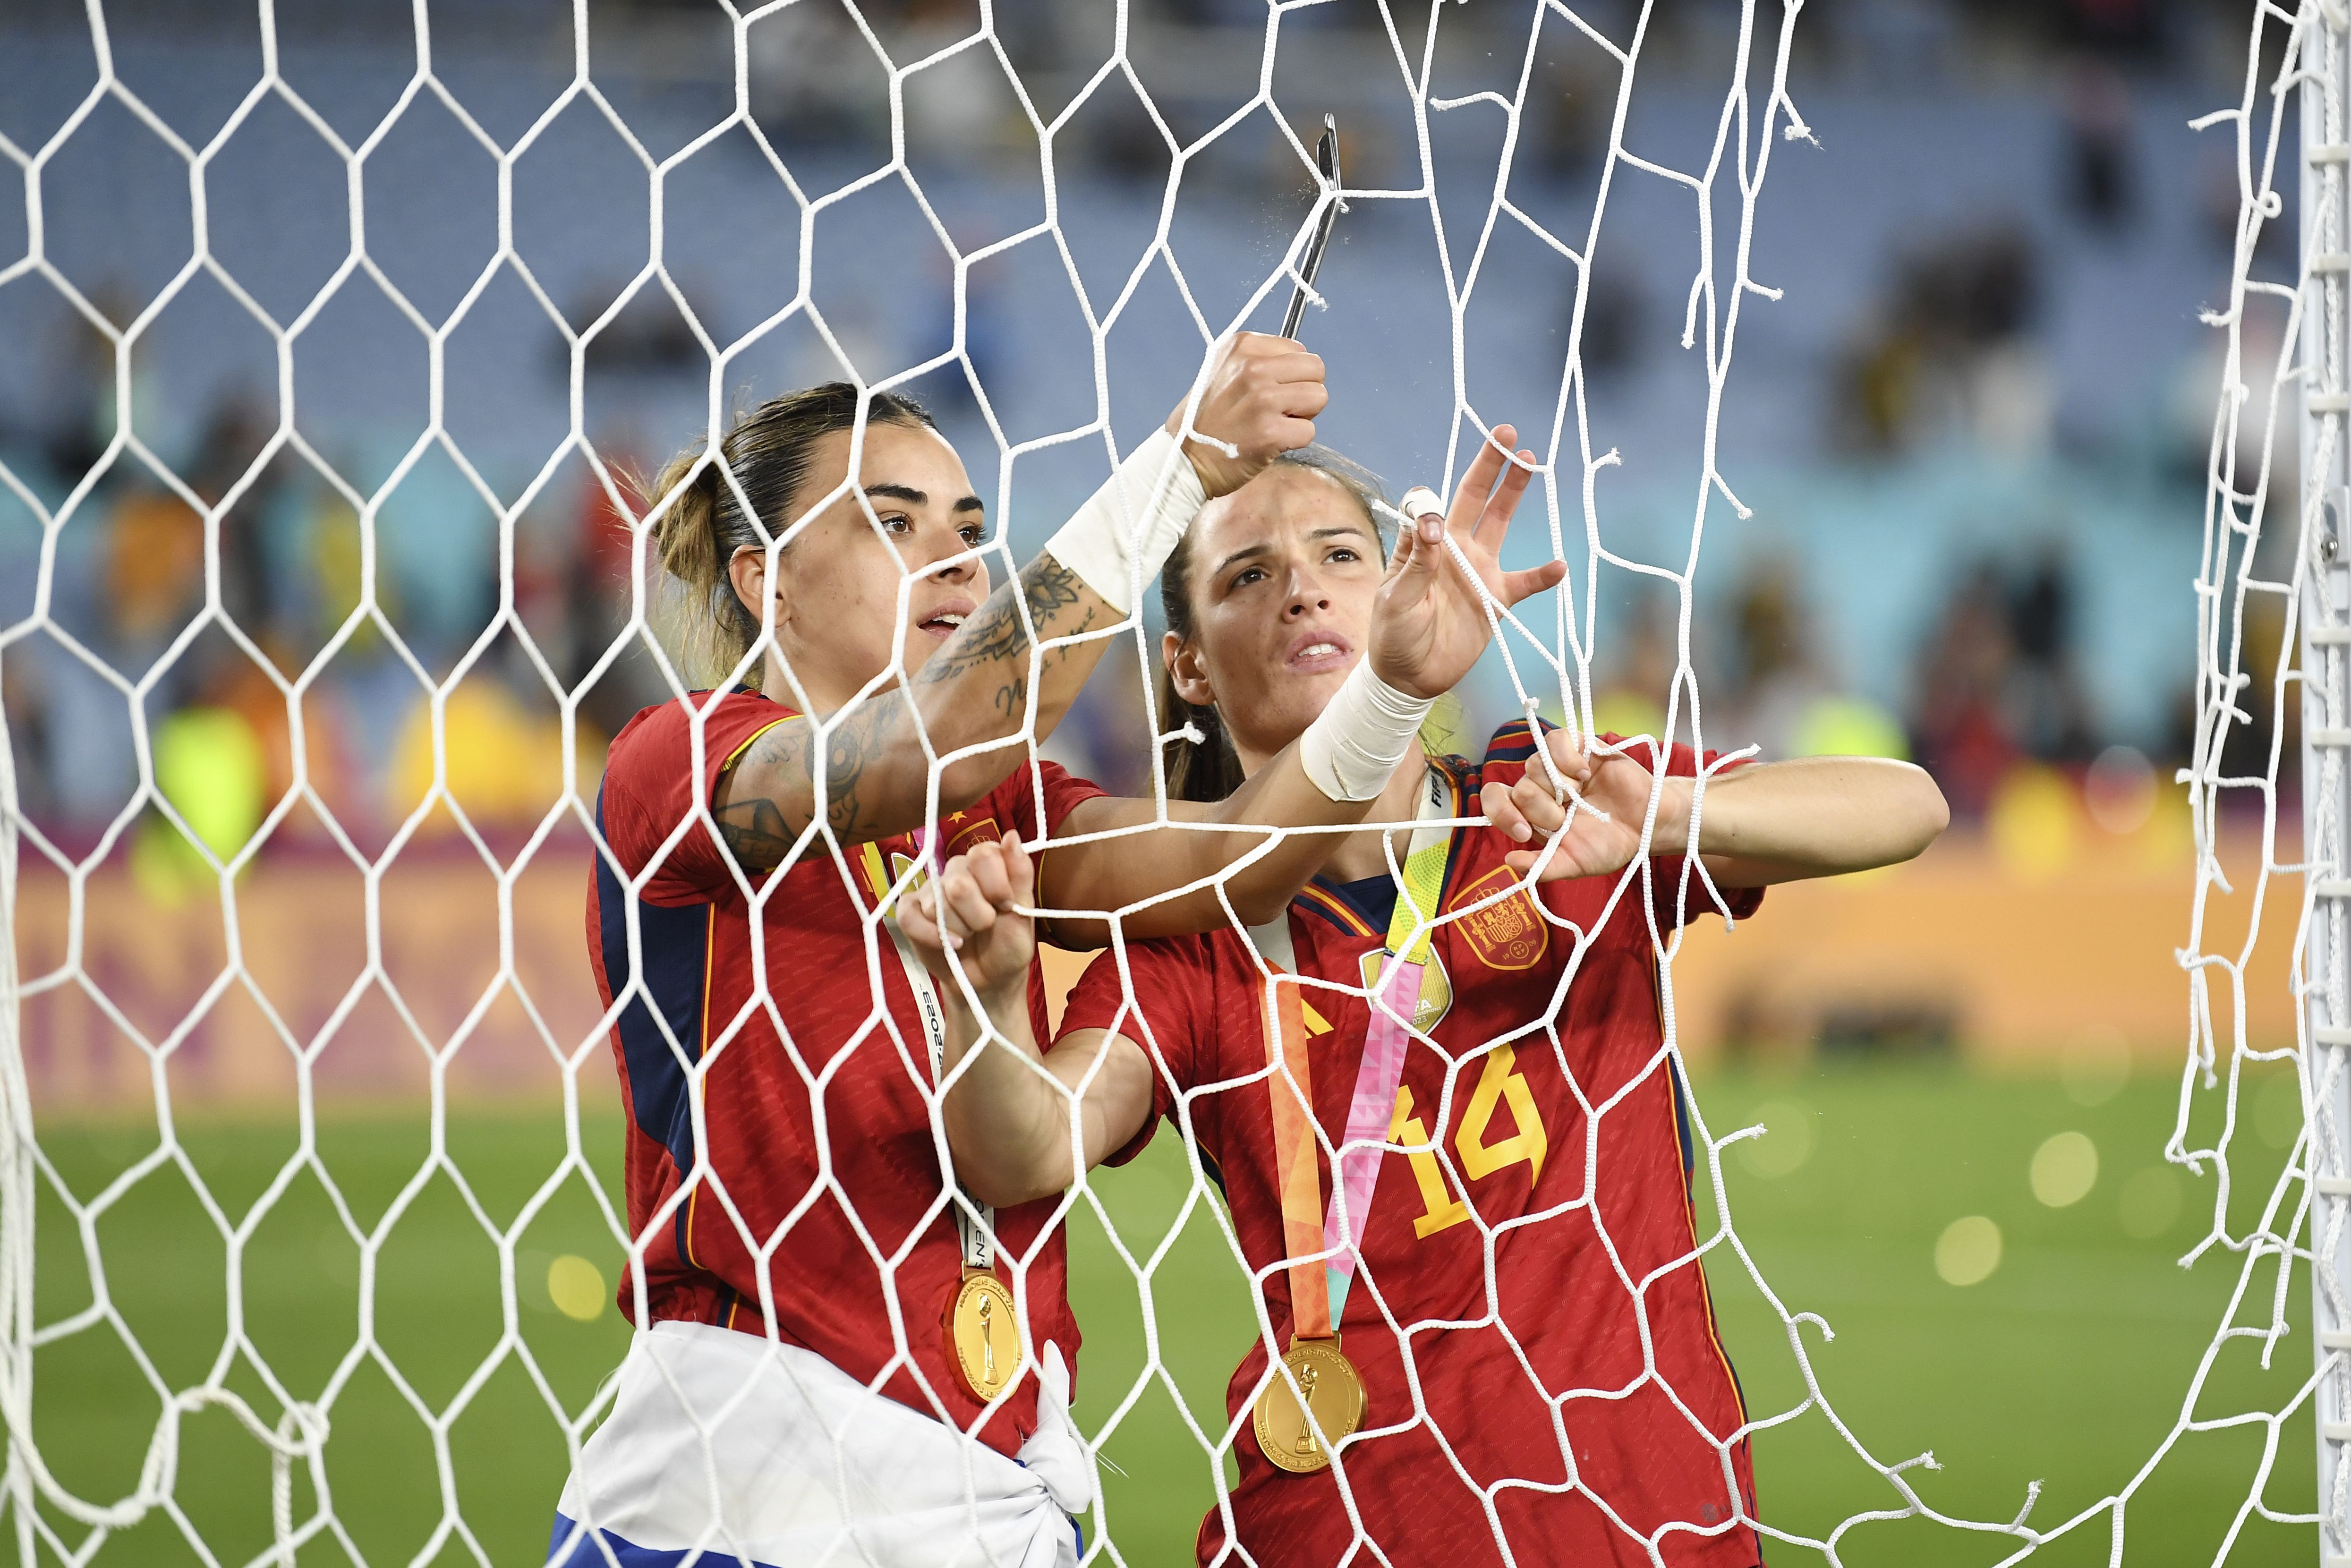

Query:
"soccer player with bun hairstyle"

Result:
[[557, 343, 1573, 1568], [900, 445, 1951, 1568]]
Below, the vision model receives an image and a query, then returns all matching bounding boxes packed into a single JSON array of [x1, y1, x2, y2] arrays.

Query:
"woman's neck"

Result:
[[762, 651, 855, 717]]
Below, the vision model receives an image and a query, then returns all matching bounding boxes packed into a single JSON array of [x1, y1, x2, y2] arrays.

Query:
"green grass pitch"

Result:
[[20, 1060, 2314, 1565]]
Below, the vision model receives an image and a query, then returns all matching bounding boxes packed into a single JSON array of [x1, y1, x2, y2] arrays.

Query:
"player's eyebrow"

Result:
[[1212, 524, 1371, 578], [863, 483, 983, 515]]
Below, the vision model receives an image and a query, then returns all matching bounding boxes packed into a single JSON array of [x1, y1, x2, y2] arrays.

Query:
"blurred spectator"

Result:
[[2006, 549, 2098, 760], [187, 393, 281, 652], [1575, 266, 1648, 381], [578, 284, 701, 376], [1715, 556, 1908, 763], [897, 0, 1025, 166], [1531, 49, 1614, 184], [2049, 0, 2169, 62], [1911, 563, 2019, 816], [1834, 223, 2052, 460], [1910, 550, 2098, 816], [1721, 556, 1829, 760], [1590, 586, 1676, 742], [749, 0, 889, 155], [2061, 63, 2136, 233]]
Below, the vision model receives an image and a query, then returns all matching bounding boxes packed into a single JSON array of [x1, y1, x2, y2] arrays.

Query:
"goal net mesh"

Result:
[[0, 0, 2330, 1564]]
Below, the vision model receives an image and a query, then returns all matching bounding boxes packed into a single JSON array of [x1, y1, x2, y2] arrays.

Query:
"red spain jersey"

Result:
[[586, 688, 1104, 1457], [1057, 723, 1763, 1567]]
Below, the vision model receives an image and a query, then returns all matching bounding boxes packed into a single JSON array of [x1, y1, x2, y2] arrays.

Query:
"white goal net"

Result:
[[0, 0, 2337, 1565]]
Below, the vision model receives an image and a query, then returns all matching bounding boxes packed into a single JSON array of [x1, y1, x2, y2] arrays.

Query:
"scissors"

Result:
[[1279, 116, 1345, 340]]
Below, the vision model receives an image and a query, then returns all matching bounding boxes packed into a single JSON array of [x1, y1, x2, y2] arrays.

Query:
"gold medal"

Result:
[[1252, 1336, 1365, 1474], [944, 1267, 1022, 1403]]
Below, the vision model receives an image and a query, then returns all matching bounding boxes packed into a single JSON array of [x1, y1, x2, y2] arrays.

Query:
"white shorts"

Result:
[[548, 1320, 1090, 1568]]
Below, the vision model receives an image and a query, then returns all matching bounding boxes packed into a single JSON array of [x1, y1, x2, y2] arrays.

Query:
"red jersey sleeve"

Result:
[[1052, 937, 1217, 1167], [1637, 735, 1765, 930], [596, 690, 803, 906], [983, 757, 1109, 844]]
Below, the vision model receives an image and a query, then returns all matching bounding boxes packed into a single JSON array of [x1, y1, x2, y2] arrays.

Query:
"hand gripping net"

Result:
[[0, 1, 2327, 1565]]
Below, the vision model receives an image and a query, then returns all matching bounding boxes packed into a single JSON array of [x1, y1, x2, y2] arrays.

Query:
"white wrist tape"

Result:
[[1040, 427, 1208, 616], [1298, 659, 1434, 802]]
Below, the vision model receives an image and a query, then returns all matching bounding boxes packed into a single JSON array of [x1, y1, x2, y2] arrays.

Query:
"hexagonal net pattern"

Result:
[[0, 1, 2325, 1566]]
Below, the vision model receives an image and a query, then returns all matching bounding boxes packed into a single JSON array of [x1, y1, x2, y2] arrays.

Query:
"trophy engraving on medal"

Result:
[[945, 1269, 1021, 1403], [1294, 1363, 1321, 1456]]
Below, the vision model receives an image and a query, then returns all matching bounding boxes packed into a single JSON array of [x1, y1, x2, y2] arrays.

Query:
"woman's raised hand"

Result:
[[899, 838, 1038, 1000], [1369, 424, 1568, 701], [1168, 333, 1330, 498], [1485, 730, 1687, 882]]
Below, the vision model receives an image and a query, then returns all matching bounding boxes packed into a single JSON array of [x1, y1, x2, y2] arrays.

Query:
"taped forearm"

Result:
[[1297, 660, 1433, 801], [1041, 429, 1209, 615]]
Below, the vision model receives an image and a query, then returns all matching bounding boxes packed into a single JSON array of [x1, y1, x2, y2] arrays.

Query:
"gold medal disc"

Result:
[[1252, 1337, 1365, 1474], [945, 1269, 1022, 1403]]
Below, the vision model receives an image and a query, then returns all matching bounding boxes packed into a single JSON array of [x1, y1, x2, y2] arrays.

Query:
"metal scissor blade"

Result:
[[1279, 116, 1344, 340]]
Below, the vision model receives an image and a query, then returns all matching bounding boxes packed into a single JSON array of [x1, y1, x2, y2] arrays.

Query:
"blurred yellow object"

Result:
[[132, 706, 268, 904], [390, 681, 600, 833], [546, 1253, 607, 1322], [1934, 1215, 2002, 1286], [2030, 1131, 2098, 1208], [1789, 695, 1908, 761], [1988, 763, 2080, 883]]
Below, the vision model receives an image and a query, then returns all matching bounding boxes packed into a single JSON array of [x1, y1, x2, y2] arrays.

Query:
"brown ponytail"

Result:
[[1158, 445, 1392, 802], [646, 383, 936, 692]]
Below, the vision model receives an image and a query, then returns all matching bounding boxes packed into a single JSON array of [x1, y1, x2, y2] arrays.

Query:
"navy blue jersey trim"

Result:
[[595, 784, 711, 1187], [1317, 872, 1400, 932], [1482, 716, 1549, 765], [1670, 1056, 1697, 1184]]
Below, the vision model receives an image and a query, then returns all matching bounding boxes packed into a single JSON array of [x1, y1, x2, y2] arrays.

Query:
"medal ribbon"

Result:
[[1249, 764, 1456, 1341], [864, 829, 995, 1272], [1262, 975, 1330, 1338], [1321, 772, 1453, 1324]]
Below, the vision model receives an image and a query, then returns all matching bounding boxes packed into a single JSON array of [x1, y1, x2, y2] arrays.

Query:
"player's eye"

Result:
[[959, 523, 986, 546], [879, 512, 912, 533], [1230, 565, 1267, 590], [1328, 546, 1361, 563]]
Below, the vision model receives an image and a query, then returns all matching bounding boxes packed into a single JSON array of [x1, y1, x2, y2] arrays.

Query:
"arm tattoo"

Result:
[[919, 554, 1087, 686], [726, 553, 1099, 852], [816, 693, 895, 839], [716, 797, 791, 873], [1020, 553, 1082, 624], [721, 695, 903, 857]]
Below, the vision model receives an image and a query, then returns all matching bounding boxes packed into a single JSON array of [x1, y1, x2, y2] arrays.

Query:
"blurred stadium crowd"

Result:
[[0, 0, 2291, 888]]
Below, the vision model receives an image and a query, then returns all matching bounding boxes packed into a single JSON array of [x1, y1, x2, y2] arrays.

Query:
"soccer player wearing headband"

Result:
[[900, 454, 1950, 1567], [556, 343, 1565, 1568]]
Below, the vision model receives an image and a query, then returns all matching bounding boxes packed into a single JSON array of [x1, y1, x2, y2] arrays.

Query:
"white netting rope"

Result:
[[0, 0, 2333, 1565]]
